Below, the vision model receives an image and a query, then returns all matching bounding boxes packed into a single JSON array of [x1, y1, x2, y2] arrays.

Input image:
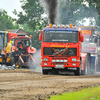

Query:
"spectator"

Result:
[[12, 47, 24, 67]]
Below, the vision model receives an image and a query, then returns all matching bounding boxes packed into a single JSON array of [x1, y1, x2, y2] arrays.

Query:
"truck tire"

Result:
[[42, 67, 49, 74], [74, 68, 80, 75], [75, 60, 81, 76]]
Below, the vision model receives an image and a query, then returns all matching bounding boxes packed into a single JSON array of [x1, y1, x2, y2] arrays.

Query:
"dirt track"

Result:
[[0, 69, 100, 100]]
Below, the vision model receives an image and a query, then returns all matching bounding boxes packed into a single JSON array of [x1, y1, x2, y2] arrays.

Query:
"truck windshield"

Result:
[[14, 39, 30, 47], [43, 31, 78, 43]]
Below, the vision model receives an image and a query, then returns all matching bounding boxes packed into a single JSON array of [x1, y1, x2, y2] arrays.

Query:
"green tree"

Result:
[[14, 0, 48, 49], [58, 0, 97, 26], [14, 0, 100, 49], [0, 9, 19, 31], [86, 0, 100, 30]]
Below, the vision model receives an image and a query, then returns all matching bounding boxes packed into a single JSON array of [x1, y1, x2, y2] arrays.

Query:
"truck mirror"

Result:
[[39, 31, 43, 41], [81, 35, 84, 42], [39, 33, 42, 41]]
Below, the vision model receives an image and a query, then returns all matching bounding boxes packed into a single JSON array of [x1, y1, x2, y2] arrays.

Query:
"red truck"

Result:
[[39, 24, 84, 75], [81, 26, 99, 74]]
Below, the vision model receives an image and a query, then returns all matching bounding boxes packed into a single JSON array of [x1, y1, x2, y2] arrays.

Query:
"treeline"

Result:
[[1, 0, 100, 49], [0, 9, 19, 31]]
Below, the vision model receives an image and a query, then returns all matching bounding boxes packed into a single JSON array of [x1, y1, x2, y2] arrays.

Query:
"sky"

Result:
[[0, 0, 22, 19], [0, 0, 90, 25]]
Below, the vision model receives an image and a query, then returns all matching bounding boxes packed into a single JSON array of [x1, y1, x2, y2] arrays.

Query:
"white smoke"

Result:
[[0, 64, 15, 70], [29, 49, 42, 73]]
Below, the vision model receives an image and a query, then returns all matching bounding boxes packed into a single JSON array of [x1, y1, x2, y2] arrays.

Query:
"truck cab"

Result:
[[39, 24, 83, 75]]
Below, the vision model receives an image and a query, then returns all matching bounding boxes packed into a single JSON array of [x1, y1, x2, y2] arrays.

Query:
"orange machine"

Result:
[[11, 34, 36, 68]]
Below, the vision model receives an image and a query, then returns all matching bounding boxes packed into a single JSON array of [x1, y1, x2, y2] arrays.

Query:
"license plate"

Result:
[[55, 64, 64, 69]]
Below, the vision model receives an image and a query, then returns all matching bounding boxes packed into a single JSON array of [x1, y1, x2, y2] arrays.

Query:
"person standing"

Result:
[[6, 41, 12, 53], [12, 47, 24, 68], [1, 47, 8, 65]]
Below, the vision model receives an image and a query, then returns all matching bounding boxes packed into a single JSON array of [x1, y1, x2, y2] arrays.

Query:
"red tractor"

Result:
[[11, 34, 36, 68]]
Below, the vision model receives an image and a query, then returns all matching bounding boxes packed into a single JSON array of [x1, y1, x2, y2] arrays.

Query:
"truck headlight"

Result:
[[72, 63, 76, 66], [44, 58, 48, 61], [59, 60, 63, 62], [64, 60, 67, 62], [44, 63, 47, 65], [52, 60, 55, 62], [56, 60, 59, 62], [72, 58, 76, 61]]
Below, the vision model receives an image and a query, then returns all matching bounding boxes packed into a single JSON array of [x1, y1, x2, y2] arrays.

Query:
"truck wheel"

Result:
[[42, 68, 49, 74], [75, 61, 81, 76], [74, 68, 80, 75]]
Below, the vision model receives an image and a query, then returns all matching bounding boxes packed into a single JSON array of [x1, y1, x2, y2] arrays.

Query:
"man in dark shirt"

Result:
[[13, 47, 24, 66]]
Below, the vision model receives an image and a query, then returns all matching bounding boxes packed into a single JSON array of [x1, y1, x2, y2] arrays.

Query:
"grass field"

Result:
[[47, 86, 100, 100]]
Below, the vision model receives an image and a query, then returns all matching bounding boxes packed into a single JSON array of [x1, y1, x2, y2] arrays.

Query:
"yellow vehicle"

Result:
[[0, 31, 17, 65]]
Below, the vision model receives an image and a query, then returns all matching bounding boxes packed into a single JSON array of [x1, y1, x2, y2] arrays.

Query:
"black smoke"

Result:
[[40, 0, 58, 24]]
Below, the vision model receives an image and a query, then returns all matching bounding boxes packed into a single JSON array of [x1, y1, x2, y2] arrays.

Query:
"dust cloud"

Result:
[[29, 49, 42, 73]]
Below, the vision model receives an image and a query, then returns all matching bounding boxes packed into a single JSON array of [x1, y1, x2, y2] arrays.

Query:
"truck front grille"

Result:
[[44, 47, 77, 56]]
